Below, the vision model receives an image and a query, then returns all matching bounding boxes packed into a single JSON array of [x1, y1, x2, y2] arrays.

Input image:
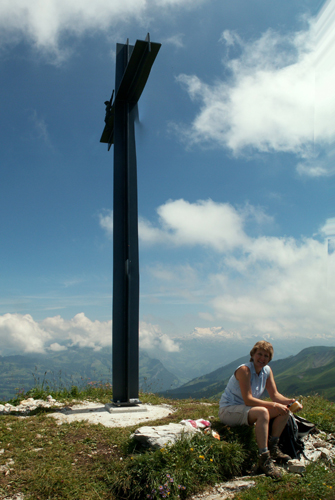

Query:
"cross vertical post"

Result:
[[100, 34, 161, 405]]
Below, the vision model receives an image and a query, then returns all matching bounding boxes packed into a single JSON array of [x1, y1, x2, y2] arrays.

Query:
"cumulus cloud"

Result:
[[175, 0, 335, 176], [41, 313, 112, 351], [0, 0, 204, 58], [139, 321, 180, 352], [48, 342, 67, 352], [210, 234, 335, 341], [100, 199, 270, 250], [121, 197, 334, 341], [0, 311, 180, 355], [98, 210, 113, 238], [0, 313, 51, 354], [100, 198, 334, 342]]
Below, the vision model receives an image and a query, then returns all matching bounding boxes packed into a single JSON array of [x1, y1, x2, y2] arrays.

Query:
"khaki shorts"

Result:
[[218, 405, 252, 426]]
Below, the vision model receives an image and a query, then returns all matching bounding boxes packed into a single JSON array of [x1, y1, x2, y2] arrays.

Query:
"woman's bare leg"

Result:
[[248, 407, 270, 449]]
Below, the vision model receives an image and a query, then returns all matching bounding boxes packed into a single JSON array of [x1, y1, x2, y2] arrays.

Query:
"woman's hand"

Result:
[[273, 402, 290, 415]]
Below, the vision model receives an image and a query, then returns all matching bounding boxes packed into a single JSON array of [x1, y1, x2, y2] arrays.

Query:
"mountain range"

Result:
[[142, 328, 335, 384], [0, 347, 180, 401], [2, 344, 335, 403], [161, 346, 335, 402]]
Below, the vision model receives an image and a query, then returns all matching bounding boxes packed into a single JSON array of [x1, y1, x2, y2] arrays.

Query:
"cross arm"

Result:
[[100, 34, 161, 148]]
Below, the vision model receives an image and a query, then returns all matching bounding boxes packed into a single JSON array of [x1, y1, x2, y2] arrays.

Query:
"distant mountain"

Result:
[[270, 346, 335, 401], [161, 355, 248, 400], [161, 346, 335, 402], [144, 328, 335, 384], [139, 351, 180, 393], [0, 347, 180, 401]]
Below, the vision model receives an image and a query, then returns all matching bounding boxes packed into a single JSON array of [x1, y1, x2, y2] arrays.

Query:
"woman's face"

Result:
[[253, 349, 270, 372]]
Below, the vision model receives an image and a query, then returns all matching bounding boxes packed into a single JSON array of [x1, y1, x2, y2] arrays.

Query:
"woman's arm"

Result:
[[265, 368, 296, 406], [236, 365, 283, 409]]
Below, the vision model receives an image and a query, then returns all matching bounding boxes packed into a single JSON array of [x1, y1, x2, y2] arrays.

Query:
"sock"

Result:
[[258, 447, 268, 455]]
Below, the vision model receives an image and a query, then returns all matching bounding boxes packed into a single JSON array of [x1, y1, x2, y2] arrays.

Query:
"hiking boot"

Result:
[[258, 451, 283, 479], [269, 440, 291, 464]]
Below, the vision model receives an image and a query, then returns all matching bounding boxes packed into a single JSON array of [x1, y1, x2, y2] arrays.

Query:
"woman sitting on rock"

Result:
[[219, 340, 298, 478]]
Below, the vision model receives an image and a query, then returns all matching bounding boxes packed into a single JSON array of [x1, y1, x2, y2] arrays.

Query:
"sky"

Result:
[[1, 0, 335, 359]]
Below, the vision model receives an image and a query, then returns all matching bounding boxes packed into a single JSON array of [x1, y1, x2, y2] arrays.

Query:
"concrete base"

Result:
[[47, 401, 172, 427], [105, 403, 148, 414]]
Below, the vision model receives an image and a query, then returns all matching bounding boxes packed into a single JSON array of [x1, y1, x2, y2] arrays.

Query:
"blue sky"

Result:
[[1, 0, 335, 357]]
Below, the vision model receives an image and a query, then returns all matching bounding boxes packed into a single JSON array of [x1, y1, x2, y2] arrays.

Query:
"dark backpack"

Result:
[[278, 414, 315, 459]]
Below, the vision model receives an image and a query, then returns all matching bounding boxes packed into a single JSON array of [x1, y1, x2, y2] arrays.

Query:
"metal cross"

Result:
[[100, 34, 161, 405]]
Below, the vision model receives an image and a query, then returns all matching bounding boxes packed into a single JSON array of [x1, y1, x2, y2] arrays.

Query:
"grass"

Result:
[[0, 387, 335, 499], [235, 462, 335, 500], [113, 432, 245, 499]]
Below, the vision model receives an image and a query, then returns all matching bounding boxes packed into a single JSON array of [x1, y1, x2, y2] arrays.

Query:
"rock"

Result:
[[319, 447, 332, 459], [304, 450, 322, 462], [132, 423, 198, 449], [313, 439, 327, 448], [0, 397, 62, 415], [189, 478, 256, 500], [0, 459, 15, 474], [288, 459, 306, 474], [2, 494, 25, 500]]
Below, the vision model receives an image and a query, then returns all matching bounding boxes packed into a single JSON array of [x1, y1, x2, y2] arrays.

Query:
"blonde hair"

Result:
[[250, 341, 274, 362]]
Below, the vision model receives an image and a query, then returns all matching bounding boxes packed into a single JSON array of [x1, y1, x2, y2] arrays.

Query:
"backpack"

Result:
[[278, 414, 315, 459]]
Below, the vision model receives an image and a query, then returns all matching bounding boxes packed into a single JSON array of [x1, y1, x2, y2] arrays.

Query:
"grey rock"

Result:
[[305, 450, 322, 461], [189, 478, 256, 500], [319, 447, 332, 459], [288, 459, 306, 474], [132, 423, 198, 449]]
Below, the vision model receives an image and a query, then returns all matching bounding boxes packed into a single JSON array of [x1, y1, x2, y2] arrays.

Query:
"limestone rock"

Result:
[[189, 478, 256, 500], [288, 459, 306, 474], [319, 447, 332, 459], [132, 423, 198, 449], [0, 397, 62, 415], [304, 449, 322, 462]]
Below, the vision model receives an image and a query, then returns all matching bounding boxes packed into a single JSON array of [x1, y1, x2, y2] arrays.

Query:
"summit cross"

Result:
[[100, 34, 161, 405]]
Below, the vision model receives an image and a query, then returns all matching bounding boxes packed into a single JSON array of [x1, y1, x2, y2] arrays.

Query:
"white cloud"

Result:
[[155, 199, 248, 250], [0, 312, 180, 355], [217, 234, 335, 340], [133, 198, 335, 341], [99, 210, 113, 238], [41, 313, 112, 351], [321, 217, 335, 237], [219, 30, 242, 48], [100, 198, 335, 343], [175, 0, 335, 176], [30, 110, 52, 147], [210, 235, 334, 340], [163, 34, 185, 48], [139, 321, 180, 352], [48, 342, 67, 352], [0, 313, 51, 354], [0, 0, 204, 58], [100, 199, 271, 251]]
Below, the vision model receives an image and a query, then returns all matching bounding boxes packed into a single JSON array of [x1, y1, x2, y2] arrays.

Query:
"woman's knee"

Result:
[[248, 406, 270, 425]]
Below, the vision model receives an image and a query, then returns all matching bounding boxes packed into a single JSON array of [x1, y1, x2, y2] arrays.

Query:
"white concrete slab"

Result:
[[47, 401, 174, 427]]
